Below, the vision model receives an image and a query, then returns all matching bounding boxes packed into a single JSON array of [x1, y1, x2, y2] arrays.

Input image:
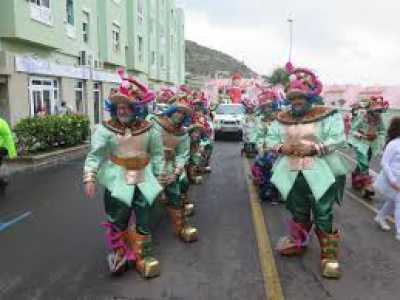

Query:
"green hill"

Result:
[[185, 40, 257, 78]]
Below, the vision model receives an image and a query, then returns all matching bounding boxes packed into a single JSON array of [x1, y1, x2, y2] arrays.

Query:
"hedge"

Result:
[[14, 115, 90, 154]]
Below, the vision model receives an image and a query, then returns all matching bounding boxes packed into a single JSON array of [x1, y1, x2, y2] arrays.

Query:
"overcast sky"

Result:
[[177, 0, 400, 85]]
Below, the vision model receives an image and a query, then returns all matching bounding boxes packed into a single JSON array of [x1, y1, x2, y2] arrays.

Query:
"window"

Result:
[[170, 35, 174, 53], [30, 0, 52, 25], [82, 12, 89, 43], [74, 80, 85, 114], [112, 24, 121, 52], [93, 82, 102, 124], [137, 0, 144, 24], [160, 27, 166, 45], [53, 79, 59, 105], [151, 51, 156, 67], [30, 0, 50, 8], [29, 78, 58, 117], [66, 0, 74, 25], [150, 18, 155, 35], [138, 36, 144, 63], [160, 54, 165, 69]]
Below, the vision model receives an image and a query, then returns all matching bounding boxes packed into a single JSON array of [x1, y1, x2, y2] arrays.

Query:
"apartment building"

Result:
[[0, 0, 185, 126]]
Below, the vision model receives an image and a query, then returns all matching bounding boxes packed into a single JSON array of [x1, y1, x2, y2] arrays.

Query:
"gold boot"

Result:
[[316, 229, 341, 279], [167, 207, 198, 242], [181, 193, 195, 217], [126, 230, 160, 279]]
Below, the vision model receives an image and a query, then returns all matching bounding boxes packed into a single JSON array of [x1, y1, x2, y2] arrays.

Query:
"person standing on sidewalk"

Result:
[[266, 62, 348, 279], [374, 117, 400, 240], [83, 70, 164, 278], [0, 117, 17, 191]]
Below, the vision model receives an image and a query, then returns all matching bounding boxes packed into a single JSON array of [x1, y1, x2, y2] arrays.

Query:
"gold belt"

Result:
[[111, 155, 150, 170], [164, 148, 176, 161]]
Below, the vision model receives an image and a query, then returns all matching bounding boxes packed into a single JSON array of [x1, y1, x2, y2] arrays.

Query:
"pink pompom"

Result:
[[285, 62, 294, 73], [121, 80, 130, 89], [117, 68, 125, 79]]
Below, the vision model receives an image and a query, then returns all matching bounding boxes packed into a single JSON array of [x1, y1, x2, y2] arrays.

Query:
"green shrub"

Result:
[[14, 115, 90, 154]]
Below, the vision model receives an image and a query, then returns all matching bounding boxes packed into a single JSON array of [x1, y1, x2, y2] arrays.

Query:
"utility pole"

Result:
[[287, 17, 294, 62]]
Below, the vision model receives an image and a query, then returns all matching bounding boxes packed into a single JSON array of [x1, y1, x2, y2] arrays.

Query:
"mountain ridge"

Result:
[[185, 40, 257, 78]]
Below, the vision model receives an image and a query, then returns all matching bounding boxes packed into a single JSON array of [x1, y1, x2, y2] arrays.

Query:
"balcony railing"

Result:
[[65, 24, 76, 38], [30, 3, 52, 26]]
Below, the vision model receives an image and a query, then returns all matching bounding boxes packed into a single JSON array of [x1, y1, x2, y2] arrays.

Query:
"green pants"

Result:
[[164, 179, 182, 209], [204, 142, 214, 160], [286, 174, 338, 233], [335, 175, 346, 205], [355, 147, 372, 174], [180, 176, 190, 195], [104, 189, 151, 235]]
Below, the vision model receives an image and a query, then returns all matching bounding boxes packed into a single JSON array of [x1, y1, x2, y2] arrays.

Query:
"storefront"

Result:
[[10, 55, 120, 126]]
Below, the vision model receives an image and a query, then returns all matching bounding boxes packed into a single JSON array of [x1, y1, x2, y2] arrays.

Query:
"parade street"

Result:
[[1, 140, 400, 300]]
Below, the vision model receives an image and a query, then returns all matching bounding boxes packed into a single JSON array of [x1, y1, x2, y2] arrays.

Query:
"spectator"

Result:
[[57, 101, 73, 116], [0, 117, 17, 191], [37, 104, 48, 118], [374, 117, 400, 240]]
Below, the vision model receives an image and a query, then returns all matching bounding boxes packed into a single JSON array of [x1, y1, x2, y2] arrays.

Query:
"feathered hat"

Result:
[[158, 87, 176, 103], [178, 85, 192, 97], [256, 84, 280, 110], [109, 68, 155, 105], [232, 72, 242, 81], [360, 96, 389, 112], [284, 62, 323, 103], [167, 94, 193, 115]]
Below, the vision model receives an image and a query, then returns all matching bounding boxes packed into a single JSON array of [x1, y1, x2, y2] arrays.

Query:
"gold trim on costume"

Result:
[[110, 155, 150, 171], [276, 106, 336, 125]]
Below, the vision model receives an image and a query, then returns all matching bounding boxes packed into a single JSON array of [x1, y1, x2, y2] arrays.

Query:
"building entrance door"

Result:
[[29, 78, 59, 116]]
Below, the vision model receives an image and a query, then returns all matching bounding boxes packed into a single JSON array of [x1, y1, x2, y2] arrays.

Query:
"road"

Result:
[[0, 140, 264, 300], [1, 140, 400, 300]]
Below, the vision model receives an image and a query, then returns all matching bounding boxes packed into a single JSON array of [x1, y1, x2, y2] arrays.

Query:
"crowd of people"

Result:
[[239, 62, 400, 279], [80, 62, 400, 281], [83, 69, 214, 277]]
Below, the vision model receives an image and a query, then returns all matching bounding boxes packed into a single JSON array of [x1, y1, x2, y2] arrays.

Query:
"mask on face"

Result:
[[360, 100, 369, 108], [171, 113, 185, 126], [118, 114, 135, 125], [291, 101, 312, 118]]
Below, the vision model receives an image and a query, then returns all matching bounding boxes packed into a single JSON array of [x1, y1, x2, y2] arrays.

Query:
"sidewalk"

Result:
[[2, 144, 89, 177]]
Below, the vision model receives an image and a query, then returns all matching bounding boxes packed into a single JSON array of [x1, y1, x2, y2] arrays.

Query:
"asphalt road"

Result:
[[259, 149, 400, 300], [1, 139, 399, 300], [0, 140, 264, 300]]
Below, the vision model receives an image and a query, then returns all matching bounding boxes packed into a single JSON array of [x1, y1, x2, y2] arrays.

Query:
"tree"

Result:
[[263, 67, 290, 87]]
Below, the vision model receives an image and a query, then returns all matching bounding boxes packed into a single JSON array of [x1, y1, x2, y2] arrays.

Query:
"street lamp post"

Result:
[[287, 17, 294, 62]]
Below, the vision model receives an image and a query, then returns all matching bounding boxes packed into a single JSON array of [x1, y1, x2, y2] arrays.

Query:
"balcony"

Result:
[[30, 2, 53, 26], [65, 24, 76, 39]]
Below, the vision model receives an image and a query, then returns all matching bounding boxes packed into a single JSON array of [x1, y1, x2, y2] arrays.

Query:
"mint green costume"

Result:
[[266, 108, 349, 232], [251, 115, 271, 152], [348, 112, 385, 173], [84, 121, 164, 233], [151, 116, 190, 208]]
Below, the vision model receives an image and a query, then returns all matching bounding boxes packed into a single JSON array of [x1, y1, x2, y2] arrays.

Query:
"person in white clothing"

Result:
[[374, 117, 400, 239]]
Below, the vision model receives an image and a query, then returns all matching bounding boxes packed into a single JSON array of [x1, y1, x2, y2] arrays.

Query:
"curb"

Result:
[[3, 144, 89, 176]]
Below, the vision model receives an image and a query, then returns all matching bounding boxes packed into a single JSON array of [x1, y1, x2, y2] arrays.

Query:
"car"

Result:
[[154, 103, 169, 114], [213, 104, 246, 139]]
